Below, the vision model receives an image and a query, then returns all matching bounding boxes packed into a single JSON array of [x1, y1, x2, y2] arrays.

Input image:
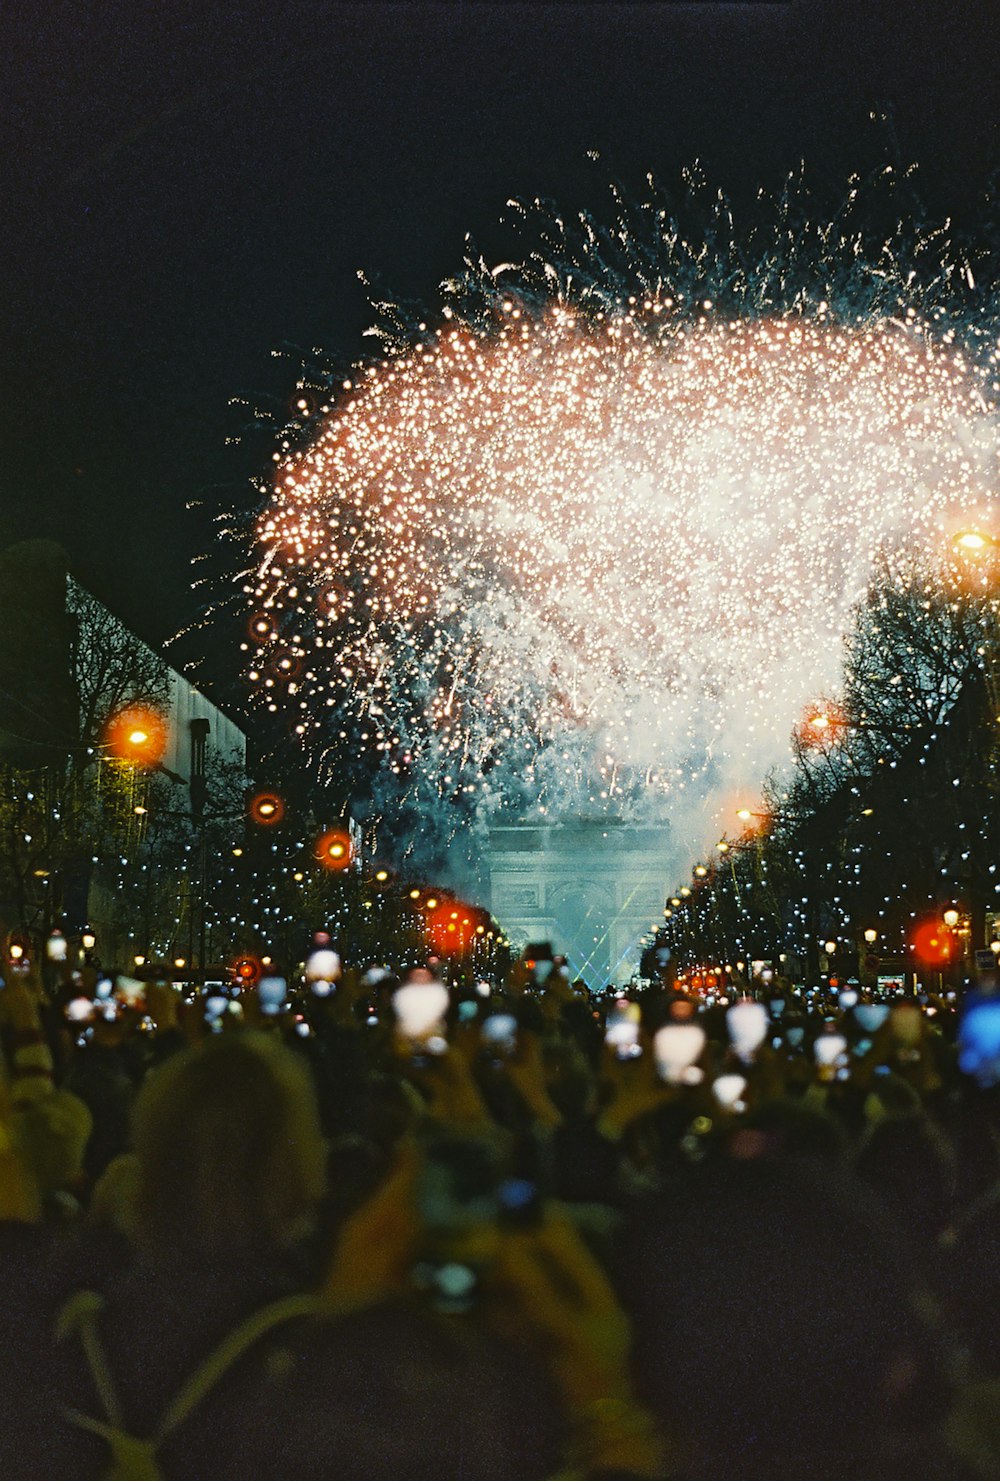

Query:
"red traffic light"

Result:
[[426, 899, 479, 956], [232, 955, 262, 986], [911, 920, 954, 967]]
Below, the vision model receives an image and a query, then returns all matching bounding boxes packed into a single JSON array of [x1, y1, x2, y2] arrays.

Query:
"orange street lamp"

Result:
[[249, 792, 285, 825], [735, 806, 772, 834], [796, 702, 849, 749], [954, 529, 997, 554], [315, 829, 352, 870], [106, 707, 168, 767]]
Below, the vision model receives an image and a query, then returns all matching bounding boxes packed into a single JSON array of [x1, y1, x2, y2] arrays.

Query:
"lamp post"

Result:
[[736, 807, 771, 830], [859, 927, 878, 986], [952, 525, 1000, 722], [952, 529, 1000, 954]]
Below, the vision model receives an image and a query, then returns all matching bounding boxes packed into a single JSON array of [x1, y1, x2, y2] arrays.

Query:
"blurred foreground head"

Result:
[[622, 1156, 945, 1477], [133, 1033, 325, 1260]]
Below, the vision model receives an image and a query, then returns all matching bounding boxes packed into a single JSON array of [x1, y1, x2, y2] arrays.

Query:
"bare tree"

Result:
[[0, 580, 172, 940], [765, 555, 1000, 962], [67, 579, 171, 753]]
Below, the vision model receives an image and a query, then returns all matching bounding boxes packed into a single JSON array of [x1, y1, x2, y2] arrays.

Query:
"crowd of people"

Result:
[[3, 934, 1000, 1480]]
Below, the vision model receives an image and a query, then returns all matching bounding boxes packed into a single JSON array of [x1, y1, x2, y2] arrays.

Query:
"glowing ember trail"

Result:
[[242, 174, 1000, 878]]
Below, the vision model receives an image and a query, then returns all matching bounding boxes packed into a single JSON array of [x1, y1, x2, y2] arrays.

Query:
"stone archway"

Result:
[[547, 880, 618, 986]]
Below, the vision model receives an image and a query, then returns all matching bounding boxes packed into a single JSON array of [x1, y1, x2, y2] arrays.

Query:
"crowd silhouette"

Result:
[[2, 938, 1000, 1480]]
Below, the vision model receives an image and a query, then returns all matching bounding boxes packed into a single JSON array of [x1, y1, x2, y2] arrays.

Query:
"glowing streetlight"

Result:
[[106, 708, 168, 767], [798, 704, 849, 748], [863, 928, 878, 945], [736, 806, 771, 832], [943, 907, 960, 929], [954, 529, 995, 554], [315, 829, 352, 870], [250, 792, 285, 826], [953, 527, 1000, 716], [823, 939, 837, 955]]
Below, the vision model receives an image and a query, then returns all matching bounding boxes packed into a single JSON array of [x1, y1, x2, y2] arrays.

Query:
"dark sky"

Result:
[[2, 0, 998, 662]]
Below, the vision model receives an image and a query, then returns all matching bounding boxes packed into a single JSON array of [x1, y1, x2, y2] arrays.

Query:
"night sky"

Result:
[[3, 1, 998, 669]]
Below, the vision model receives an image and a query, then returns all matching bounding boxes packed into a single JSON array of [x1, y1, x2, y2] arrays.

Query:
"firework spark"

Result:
[[243, 171, 1000, 877]]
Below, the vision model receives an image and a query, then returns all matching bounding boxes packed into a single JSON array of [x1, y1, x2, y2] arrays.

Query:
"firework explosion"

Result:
[[243, 167, 1000, 879]]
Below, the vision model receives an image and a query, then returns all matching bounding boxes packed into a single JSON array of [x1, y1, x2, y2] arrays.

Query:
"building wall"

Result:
[[65, 570, 246, 783], [162, 670, 246, 782], [0, 546, 249, 958]]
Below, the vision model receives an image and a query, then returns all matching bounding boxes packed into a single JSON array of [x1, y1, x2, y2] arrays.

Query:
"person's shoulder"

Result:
[[253, 1299, 564, 1481], [0, 1220, 64, 1331]]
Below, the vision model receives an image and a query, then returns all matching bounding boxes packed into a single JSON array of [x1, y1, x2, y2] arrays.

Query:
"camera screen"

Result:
[[257, 976, 287, 1014]]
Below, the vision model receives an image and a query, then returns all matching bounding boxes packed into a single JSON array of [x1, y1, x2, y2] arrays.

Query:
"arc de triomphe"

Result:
[[485, 818, 672, 988]]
